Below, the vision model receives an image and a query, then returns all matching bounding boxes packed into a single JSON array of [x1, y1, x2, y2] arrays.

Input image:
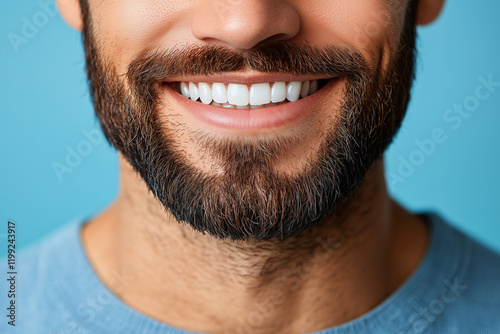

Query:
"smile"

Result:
[[161, 75, 339, 131]]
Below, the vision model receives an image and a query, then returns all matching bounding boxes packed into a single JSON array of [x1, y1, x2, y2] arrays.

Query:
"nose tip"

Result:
[[191, 0, 300, 51]]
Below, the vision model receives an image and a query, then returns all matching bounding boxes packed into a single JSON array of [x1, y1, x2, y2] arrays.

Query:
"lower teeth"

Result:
[[210, 101, 288, 109]]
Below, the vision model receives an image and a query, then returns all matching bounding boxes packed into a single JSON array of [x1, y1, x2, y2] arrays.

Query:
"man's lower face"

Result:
[[82, 1, 418, 241]]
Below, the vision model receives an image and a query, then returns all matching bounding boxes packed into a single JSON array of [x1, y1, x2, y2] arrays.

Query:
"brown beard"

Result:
[[79, 0, 418, 241]]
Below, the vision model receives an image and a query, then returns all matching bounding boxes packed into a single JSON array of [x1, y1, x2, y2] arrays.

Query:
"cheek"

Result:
[[299, 0, 405, 65], [89, 0, 191, 73]]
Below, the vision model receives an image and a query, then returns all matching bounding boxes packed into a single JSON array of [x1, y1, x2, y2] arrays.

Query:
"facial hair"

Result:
[[79, 0, 419, 241]]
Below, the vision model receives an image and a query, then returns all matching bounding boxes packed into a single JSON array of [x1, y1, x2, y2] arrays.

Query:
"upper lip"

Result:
[[163, 70, 335, 84]]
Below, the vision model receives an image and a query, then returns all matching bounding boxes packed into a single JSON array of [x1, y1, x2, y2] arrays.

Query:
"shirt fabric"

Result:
[[1, 213, 500, 334]]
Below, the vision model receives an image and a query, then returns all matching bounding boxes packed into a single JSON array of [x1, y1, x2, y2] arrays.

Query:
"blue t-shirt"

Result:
[[1, 213, 500, 334]]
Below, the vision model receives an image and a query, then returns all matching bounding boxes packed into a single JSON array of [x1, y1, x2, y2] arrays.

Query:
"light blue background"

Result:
[[1, 0, 499, 256]]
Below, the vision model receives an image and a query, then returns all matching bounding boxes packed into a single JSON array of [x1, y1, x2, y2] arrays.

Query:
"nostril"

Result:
[[191, 1, 301, 51]]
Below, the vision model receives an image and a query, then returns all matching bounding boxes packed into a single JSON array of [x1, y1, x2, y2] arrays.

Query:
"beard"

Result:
[[79, 0, 418, 241]]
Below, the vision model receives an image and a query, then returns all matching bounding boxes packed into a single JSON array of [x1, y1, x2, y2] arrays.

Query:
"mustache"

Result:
[[124, 42, 369, 97]]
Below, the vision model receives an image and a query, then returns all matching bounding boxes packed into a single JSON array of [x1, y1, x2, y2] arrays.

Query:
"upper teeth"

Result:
[[178, 80, 319, 108]]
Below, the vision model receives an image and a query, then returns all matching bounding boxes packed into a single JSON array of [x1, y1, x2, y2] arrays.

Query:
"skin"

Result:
[[57, 0, 445, 333]]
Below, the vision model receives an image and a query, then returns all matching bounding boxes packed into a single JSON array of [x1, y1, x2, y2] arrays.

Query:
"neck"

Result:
[[82, 155, 429, 334]]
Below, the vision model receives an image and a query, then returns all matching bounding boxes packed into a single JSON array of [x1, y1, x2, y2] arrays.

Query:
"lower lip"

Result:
[[161, 79, 339, 130]]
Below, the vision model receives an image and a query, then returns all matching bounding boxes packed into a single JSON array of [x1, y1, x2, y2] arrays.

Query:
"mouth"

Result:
[[161, 76, 339, 131]]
